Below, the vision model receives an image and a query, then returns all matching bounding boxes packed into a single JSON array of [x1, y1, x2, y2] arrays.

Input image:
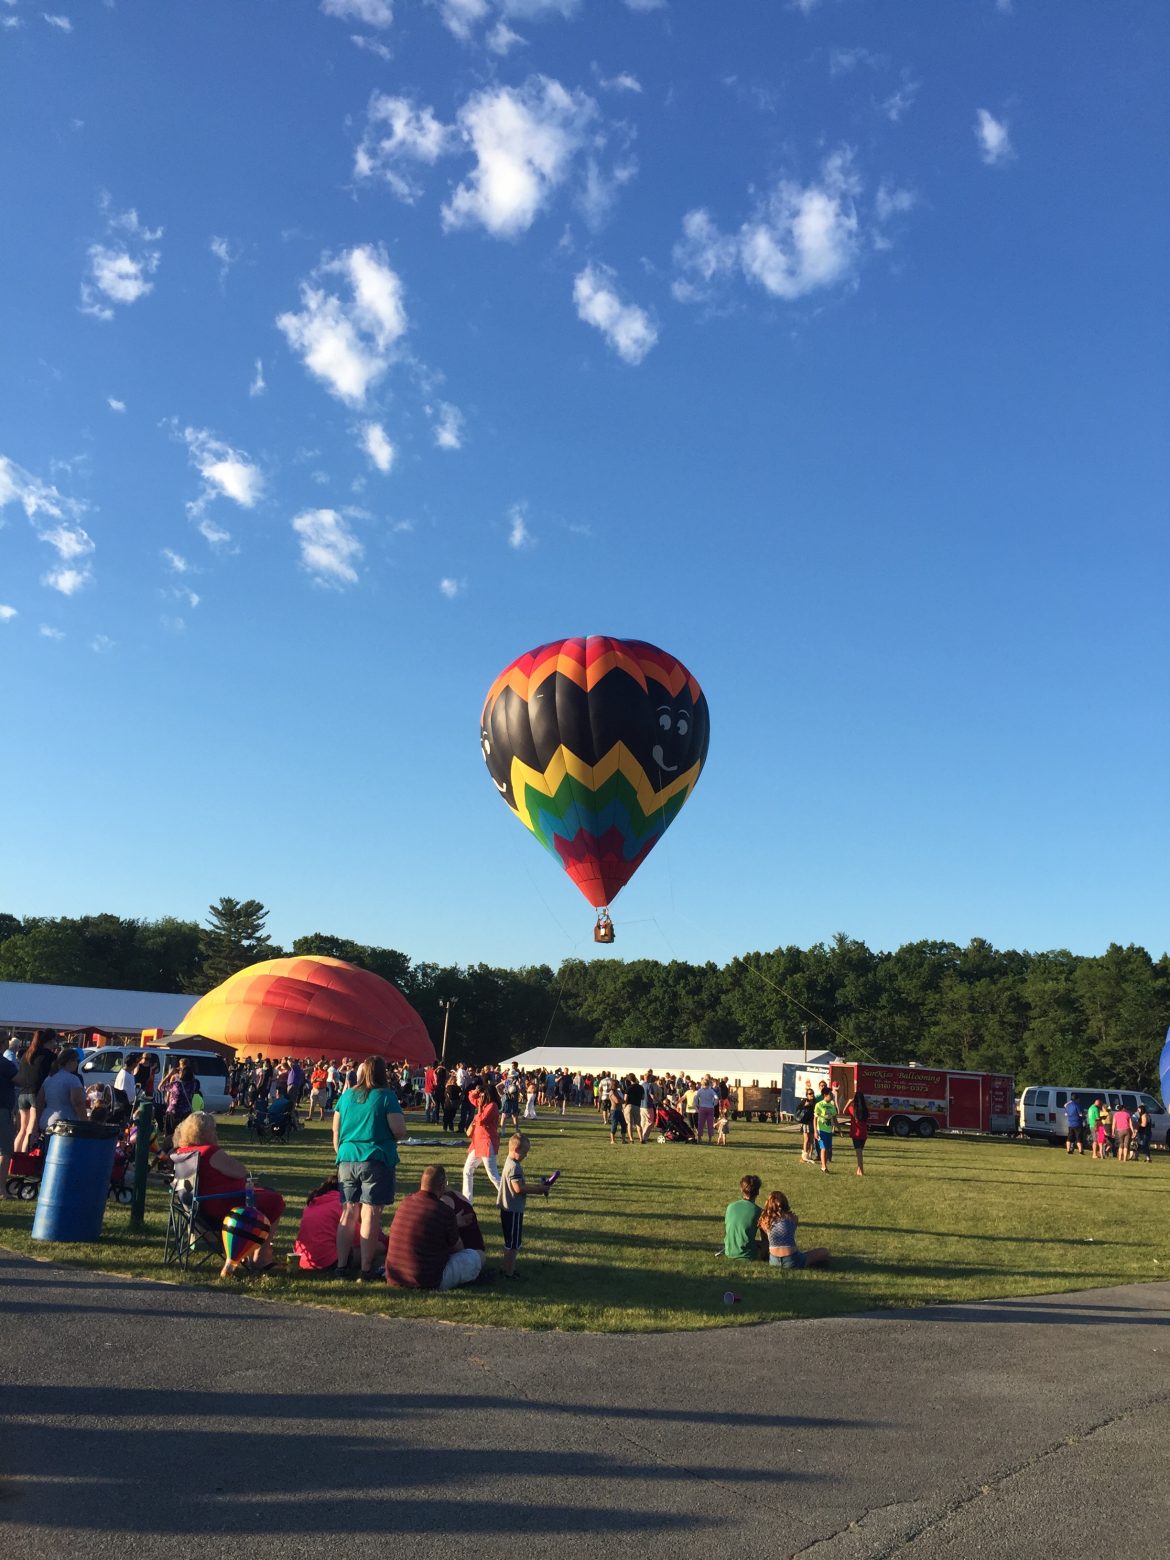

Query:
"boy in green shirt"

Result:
[[814, 1086, 838, 1172], [724, 1174, 763, 1258]]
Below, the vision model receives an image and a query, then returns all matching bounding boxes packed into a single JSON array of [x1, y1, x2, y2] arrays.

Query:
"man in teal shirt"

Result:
[[724, 1174, 762, 1258]]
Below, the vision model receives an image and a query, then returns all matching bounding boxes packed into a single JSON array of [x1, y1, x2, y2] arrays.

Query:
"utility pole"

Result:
[[439, 996, 458, 1063], [801, 1023, 809, 1067]]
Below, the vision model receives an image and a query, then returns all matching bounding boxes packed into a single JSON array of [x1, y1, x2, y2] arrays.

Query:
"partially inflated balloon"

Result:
[[176, 956, 435, 1066], [1160, 1027, 1170, 1110], [480, 636, 710, 909], [222, 1205, 270, 1265]]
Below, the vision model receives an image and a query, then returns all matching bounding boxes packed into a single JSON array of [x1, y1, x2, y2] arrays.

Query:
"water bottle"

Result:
[[245, 1175, 256, 1210]]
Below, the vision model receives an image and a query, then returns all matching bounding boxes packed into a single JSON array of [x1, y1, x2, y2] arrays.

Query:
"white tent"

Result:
[[0, 981, 192, 1036], [497, 1045, 836, 1089]]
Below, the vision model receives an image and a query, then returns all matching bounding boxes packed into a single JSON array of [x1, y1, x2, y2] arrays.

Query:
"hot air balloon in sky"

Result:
[[176, 956, 435, 1066], [480, 636, 710, 938]]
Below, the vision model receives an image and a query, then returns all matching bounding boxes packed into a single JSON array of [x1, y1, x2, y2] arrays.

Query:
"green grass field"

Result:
[[2, 1109, 1165, 1331]]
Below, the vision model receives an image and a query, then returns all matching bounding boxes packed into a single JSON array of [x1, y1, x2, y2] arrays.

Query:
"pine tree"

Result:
[[188, 897, 278, 993]]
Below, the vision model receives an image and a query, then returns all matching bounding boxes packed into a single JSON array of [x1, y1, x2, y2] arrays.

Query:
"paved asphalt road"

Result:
[[2, 1249, 1169, 1559]]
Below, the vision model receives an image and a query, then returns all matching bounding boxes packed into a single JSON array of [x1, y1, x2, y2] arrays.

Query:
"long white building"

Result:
[[498, 1045, 836, 1089], [0, 980, 192, 1037]]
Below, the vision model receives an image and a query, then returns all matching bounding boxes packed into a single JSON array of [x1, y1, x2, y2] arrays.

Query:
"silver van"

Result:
[[78, 1046, 233, 1114], [1018, 1084, 1168, 1148]]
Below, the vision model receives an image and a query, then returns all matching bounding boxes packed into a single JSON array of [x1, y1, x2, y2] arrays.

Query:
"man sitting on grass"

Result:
[[724, 1174, 763, 1259], [386, 1164, 484, 1291]]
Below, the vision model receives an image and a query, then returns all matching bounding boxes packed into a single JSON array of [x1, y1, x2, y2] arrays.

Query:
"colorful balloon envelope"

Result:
[[176, 956, 435, 1066], [222, 1205, 271, 1265], [480, 635, 710, 913]]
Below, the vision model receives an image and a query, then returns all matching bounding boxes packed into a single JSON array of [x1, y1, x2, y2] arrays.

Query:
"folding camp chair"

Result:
[[161, 1149, 243, 1273]]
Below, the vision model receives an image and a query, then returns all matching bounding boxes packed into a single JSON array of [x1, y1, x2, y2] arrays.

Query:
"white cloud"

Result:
[[442, 76, 598, 239], [210, 234, 239, 283], [433, 0, 489, 40], [292, 508, 363, 586], [43, 565, 90, 596], [880, 76, 919, 124], [91, 633, 115, 653], [353, 93, 453, 201], [431, 401, 464, 450], [438, 576, 464, 598], [578, 156, 637, 230], [0, 604, 16, 621], [80, 200, 162, 319], [321, 0, 392, 25], [829, 48, 880, 76], [670, 209, 738, 300], [197, 517, 233, 548], [975, 108, 1013, 165], [180, 425, 263, 512], [573, 264, 658, 364], [600, 71, 642, 94], [249, 359, 266, 397], [790, 0, 821, 12], [39, 624, 65, 640], [487, 19, 524, 52], [501, 0, 577, 14], [1, 17, 23, 31], [43, 13, 72, 31], [673, 150, 862, 304], [622, 0, 665, 9], [361, 420, 396, 473], [874, 183, 916, 226], [277, 244, 407, 406], [507, 502, 534, 550], [351, 34, 393, 59], [0, 454, 95, 594], [162, 548, 191, 574], [39, 523, 93, 562], [106, 396, 126, 413]]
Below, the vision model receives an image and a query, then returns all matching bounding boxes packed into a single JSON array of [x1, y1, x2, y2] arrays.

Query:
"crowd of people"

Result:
[[1062, 1095, 1155, 1162], [4, 1030, 1160, 1298]]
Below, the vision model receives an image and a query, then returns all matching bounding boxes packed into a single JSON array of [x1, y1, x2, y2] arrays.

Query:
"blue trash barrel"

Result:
[[31, 1120, 120, 1243]]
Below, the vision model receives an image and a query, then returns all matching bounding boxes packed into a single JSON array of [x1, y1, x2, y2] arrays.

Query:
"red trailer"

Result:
[[829, 1062, 1015, 1139]]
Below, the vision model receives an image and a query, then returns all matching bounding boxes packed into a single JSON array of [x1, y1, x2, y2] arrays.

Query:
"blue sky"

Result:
[[2, 0, 1167, 972]]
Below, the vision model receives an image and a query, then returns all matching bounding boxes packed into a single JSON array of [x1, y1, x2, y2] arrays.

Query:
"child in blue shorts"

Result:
[[496, 1133, 551, 1280]]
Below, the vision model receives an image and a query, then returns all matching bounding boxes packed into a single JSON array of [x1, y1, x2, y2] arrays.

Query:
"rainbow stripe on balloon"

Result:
[[512, 744, 701, 908]]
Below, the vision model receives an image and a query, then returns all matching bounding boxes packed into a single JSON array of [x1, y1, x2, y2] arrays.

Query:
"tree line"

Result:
[[0, 902, 1167, 1090]]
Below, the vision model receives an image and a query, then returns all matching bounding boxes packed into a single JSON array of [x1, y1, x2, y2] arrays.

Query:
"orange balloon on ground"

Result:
[[176, 956, 435, 1066]]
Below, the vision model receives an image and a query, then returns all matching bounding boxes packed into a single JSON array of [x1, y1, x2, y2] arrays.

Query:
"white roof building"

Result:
[[497, 1045, 837, 1087], [0, 981, 192, 1036]]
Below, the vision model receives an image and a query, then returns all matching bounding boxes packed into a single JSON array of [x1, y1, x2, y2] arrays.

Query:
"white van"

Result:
[[1018, 1085, 1169, 1148], [78, 1046, 233, 1114]]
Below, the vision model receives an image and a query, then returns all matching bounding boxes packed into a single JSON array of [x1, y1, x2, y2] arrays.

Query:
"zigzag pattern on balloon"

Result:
[[519, 760, 697, 907], [508, 743, 699, 837], [485, 635, 701, 707]]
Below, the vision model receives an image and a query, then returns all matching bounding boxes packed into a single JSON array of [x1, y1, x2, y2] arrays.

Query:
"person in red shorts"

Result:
[[842, 1089, 869, 1176]]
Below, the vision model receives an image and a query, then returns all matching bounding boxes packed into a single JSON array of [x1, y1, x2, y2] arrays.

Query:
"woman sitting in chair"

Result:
[[171, 1112, 286, 1277]]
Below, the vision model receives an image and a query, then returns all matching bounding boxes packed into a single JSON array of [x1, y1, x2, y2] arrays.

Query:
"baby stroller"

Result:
[[5, 1146, 45, 1199], [656, 1105, 697, 1143]]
